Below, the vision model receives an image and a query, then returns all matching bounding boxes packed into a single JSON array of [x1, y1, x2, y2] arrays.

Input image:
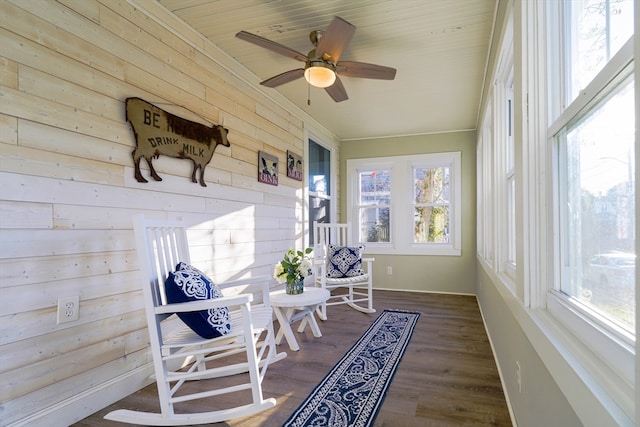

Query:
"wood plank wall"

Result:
[[0, 1, 335, 425]]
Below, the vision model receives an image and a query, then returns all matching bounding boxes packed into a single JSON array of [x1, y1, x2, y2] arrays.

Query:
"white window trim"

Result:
[[347, 152, 461, 256], [480, 3, 517, 290], [547, 54, 636, 420], [543, 2, 635, 423], [477, 0, 636, 424], [478, 102, 495, 266], [496, 35, 517, 286], [304, 126, 338, 247], [547, 291, 635, 383]]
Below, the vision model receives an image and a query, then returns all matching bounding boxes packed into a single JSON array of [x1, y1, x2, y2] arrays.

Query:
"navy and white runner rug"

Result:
[[284, 309, 421, 427]]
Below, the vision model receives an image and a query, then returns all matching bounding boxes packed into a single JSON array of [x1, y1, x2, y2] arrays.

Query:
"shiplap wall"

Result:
[[0, 1, 337, 425]]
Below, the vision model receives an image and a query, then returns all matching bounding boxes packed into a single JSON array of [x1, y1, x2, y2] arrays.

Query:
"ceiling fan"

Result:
[[236, 16, 396, 102]]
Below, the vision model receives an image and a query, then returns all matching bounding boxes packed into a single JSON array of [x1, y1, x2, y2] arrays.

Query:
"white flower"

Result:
[[273, 247, 314, 284], [273, 262, 287, 284], [299, 259, 313, 278]]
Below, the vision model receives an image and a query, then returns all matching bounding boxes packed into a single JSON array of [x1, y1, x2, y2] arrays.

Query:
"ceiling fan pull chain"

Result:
[[307, 83, 311, 106]]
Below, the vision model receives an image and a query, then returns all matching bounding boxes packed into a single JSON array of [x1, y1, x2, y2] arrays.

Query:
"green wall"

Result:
[[477, 268, 583, 426], [340, 131, 477, 295]]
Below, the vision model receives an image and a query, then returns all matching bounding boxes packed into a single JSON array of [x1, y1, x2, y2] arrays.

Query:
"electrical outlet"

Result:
[[57, 296, 79, 324], [516, 361, 522, 393], [387, 266, 393, 275]]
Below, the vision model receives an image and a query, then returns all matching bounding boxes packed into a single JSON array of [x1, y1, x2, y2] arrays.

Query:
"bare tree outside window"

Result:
[[414, 167, 450, 243], [558, 0, 635, 331], [358, 170, 391, 243]]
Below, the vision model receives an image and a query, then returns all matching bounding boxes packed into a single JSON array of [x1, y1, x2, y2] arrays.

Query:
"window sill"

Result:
[[478, 259, 635, 426], [546, 292, 635, 415], [530, 307, 634, 425], [365, 243, 461, 256]]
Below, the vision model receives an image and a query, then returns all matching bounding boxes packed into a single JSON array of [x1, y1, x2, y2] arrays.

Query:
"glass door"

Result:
[[308, 139, 331, 246]]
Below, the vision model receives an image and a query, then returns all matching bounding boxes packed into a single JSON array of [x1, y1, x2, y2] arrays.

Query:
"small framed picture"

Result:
[[258, 151, 278, 186], [286, 150, 303, 181]]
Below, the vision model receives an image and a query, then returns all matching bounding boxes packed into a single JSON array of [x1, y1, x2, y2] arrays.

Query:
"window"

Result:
[[347, 152, 461, 256], [546, 0, 635, 419], [505, 75, 516, 269], [567, 0, 635, 103], [357, 168, 391, 243], [477, 6, 515, 288], [308, 139, 332, 246], [413, 166, 451, 243], [498, 62, 516, 283], [557, 74, 635, 332], [551, 0, 635, 331], [478, 103, 494, 265], [478, 0, 635, 421]]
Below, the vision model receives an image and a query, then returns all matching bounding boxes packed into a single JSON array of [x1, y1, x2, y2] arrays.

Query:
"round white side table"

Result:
[[269, 287, 330, 351]]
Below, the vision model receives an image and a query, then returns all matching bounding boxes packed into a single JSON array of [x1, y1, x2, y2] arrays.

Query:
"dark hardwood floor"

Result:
[[75, 290, 512, 426]]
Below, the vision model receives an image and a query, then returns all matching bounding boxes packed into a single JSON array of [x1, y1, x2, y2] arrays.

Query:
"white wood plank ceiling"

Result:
[[157, 0, 497, 140]]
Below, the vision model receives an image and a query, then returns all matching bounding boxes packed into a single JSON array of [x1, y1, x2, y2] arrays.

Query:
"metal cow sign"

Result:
[[125, 97, 230, 187]]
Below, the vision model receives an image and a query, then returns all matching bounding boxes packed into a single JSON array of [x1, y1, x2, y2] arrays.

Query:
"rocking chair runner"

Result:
[[313, 221, 376, 320], [104, 215, 286, 426]]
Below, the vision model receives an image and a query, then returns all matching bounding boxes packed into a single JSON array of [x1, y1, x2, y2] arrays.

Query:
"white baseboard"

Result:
[[7, 364, 154, 427], [373, 286, 476, 296]]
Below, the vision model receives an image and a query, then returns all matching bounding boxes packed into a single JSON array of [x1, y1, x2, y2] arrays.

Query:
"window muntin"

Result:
[[557, 74, 635, 332], [357, 169, 391, 243]]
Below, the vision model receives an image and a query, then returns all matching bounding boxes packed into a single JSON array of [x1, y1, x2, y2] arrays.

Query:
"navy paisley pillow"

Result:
[[165, 262, 231, 339], [326, 244, 365, 278]]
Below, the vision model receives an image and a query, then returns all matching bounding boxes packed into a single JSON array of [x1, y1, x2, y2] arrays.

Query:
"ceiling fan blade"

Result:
[[315, 17, 356, 63], [260, 69, 305, 88], [236, 31, 308, 62], [336, 61, 397, 80], [325, 76, 348, 102]]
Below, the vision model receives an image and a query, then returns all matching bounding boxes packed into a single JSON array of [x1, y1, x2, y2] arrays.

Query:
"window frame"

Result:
[[354, 161, 393, 245], [478, 102, 495, 266], [478, 5, 516, 290], [545, 1, 636, 420], [347, 152, 462, 256], [505, 75, 516, 271], [497, 49, 517, 284], [477, 0, 636, 423], [547, 40, 635, 412], [304, 128, 338, 248]]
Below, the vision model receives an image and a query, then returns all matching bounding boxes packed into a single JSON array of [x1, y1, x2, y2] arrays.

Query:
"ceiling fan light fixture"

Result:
[[304, 61, 336, 88]]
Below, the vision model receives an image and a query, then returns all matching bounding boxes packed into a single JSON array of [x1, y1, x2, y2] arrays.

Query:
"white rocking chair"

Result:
[[104, 215, 286, 426], [313, 221, 376, 320]]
